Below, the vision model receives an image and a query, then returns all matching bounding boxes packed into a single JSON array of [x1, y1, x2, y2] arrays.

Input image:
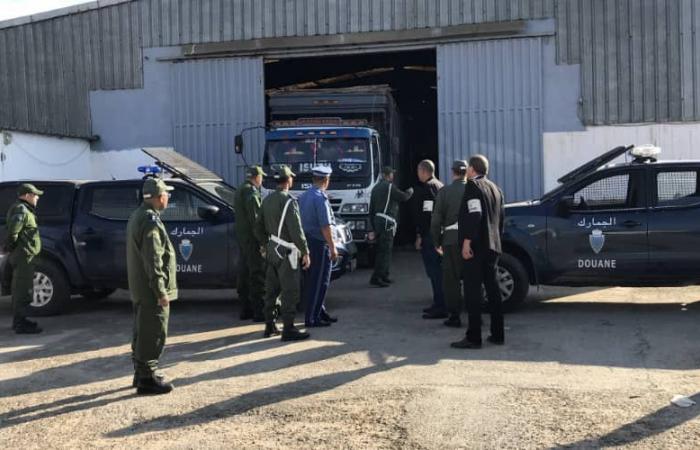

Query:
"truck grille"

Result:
[[329, 198, 342, 213]]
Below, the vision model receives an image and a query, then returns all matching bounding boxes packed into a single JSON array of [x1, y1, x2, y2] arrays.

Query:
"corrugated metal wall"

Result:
[[555, 0, 684, 125], [0, 0, 554, 138], [0, 1, 142, 137], [1, 0, 700, 138], [171, 57, 265, 185], [438, 38, 543, 201]]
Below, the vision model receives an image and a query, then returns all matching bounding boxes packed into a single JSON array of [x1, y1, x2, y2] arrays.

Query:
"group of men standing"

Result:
[[235, 164, 339, 340], [368, 155, 506, 349]]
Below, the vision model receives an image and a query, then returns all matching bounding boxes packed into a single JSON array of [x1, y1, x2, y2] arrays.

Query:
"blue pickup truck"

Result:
[[495, 144, 700, 310], [0, 148, 356, 315]]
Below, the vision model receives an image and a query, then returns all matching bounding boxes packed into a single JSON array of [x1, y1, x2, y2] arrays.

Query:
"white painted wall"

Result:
[[0, 130, 154, 181], [543, 122, 700, 192]]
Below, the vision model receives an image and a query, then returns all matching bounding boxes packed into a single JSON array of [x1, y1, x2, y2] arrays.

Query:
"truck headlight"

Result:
[[332, 225, 348, 244], [340, 203, 368, 214]]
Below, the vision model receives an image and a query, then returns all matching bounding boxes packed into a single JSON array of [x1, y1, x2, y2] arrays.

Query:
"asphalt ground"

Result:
[[0, 250, 699, 449]]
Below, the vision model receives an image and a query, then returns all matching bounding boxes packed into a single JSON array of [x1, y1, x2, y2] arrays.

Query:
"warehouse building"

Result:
[[1, 0, 700, 201]]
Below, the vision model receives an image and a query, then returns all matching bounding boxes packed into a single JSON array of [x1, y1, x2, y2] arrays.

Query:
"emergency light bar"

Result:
[[270, 117, 369, 127], [630, 145, 661, 160], [138, 165, 162, 175]]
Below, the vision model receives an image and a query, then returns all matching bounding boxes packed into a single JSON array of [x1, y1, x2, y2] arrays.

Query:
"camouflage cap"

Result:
[[272, 165, 296, 180], [18, 183, 43, 196], [247, 165, 267, 177], [382, 166, 395, 176], [142, 178, 174, 199]]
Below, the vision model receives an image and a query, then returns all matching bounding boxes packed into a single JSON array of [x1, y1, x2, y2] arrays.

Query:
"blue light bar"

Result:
[[138, 165, 162, 175]]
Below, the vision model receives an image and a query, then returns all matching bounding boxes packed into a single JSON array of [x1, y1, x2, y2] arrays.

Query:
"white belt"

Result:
[[376, 213, 397, 224], [444, 222, 458, 231], [270, 235, 300, 270], [376, 213, 397, 234]]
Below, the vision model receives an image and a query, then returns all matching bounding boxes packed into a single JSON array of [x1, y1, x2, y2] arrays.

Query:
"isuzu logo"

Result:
[[589, 229, 605, 254]]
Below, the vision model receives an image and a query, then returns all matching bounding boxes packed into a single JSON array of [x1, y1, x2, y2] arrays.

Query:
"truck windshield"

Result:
[[264, 138, 371, 178]]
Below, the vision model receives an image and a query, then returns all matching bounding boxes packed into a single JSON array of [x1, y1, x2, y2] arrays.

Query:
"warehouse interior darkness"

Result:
[[264, 49, 438, 244]]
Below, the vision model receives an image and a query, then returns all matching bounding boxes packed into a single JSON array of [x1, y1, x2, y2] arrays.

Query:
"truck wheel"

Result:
[[81, 288, 116, 301], [481, 253, 529, 313], [28, 258, 71, 316]]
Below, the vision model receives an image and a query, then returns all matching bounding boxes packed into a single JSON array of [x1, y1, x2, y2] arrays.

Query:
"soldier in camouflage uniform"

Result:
[[126, 178, 178, 395], [5, 184, 43, 334], [255, 165, 311, 342], [431, 160, 469, 327], [368, 167, 413, 287], [234, 165, 266, 322]]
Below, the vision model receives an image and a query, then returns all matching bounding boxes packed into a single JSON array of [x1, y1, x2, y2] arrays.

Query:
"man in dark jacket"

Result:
[[451, 155, 506, 349], [412, 160, 446, 318]]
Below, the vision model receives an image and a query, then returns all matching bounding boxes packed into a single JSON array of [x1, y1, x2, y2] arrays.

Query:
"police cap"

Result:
[[311, 165, 332, 177], [142, 178, 174, 199]]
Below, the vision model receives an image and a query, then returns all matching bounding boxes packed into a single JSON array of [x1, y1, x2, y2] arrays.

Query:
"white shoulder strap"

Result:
[[277, 198, 293, 238], [382, 183, 392, 214]]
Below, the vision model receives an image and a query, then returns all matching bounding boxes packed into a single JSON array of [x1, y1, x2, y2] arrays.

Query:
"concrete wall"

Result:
[[543, 123, 700, 192], [0, 130, 153, 181]]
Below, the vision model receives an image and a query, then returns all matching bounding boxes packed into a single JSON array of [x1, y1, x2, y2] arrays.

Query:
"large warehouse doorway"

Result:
[[264, 49, 438, 244]]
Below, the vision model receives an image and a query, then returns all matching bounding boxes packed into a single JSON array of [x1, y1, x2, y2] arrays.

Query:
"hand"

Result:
[[259, 246, 266, 258], [461, 241, 474, 260], [415, 235, 422, 251], [301, 254, 311, 270], [368, 231, 376, 242], [435, 246, 443, 256], [329, 245, 339, 262], [158, 296, 170, 307]]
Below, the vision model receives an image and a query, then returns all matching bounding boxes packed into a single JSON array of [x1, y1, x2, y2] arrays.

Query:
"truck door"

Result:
[[73, 181, 142, 285], [547, 168, 649, 281], [159, 184, 232, 287], [648, 167, 700, 279]]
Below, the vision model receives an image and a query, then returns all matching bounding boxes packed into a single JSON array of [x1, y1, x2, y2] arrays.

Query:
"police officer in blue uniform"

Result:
[[299, 166, 339, 327]]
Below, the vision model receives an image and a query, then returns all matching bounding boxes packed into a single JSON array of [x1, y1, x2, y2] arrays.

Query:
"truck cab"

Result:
[[263, 124, 383, 243]]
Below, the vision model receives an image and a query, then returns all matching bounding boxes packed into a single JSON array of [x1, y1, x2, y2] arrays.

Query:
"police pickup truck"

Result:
[[0, 148, 356, 316], [497, 144, 700, 310]]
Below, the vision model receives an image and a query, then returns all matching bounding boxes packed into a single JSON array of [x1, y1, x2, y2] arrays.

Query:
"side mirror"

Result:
[[557, 195, 574, 216], [197, 205, 220, 220], [234, 134, 244, 154]]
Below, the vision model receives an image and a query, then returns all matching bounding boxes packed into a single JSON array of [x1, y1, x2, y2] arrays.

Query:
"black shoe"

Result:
[[15, 322, 42, 334], [370, 277, 389, 288], [422, 305, 437, 313], [136, 376, 174, 395], [263, 322, 281, 338], [12, 318, 38, 330], [239, 309, 253, 321], [305, 320, 331, 328], [381, 277, 394, 284], [450, 338, 482, 349], [423, 310, 448, 319], [487, 336, 504, 345], [443, 315, 462, 328], [281, 326, 310, 342], [320, 311, 338, 323], [133, 372, 163, 388]]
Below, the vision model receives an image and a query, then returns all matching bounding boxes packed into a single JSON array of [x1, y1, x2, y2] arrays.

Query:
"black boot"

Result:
[[443, 314, 462, 328], [381, 276, 394, 284], [320, 310, 338, 323], [14, 318, 42, 334], [370, 277, 389, 288], [136, 376, 174, 395], [281, 320, 310, 342], [263, 321, 280, 338], [239, 308, 253, 321]]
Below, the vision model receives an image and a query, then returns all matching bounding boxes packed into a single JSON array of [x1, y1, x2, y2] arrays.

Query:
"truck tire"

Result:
[[81, 288, 116, 301], [27, 258, 72, 316], [494, 253, 529, 312], [480, 253, 529, 313]]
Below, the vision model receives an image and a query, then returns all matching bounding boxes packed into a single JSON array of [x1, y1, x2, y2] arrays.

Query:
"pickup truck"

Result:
[[496, 144, 700, 310], [0, 148, 356, 316]]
